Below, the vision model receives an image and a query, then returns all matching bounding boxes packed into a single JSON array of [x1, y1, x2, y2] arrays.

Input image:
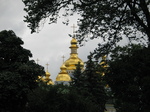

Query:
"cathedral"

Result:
[[39, 36, 84, 85], [39, 35, 116, 112], [55, 37, 84, 84]]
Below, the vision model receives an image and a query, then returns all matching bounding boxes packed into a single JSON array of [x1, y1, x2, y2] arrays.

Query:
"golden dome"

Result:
[[100, 55, 108, 68], [44, 71, 54, 85], [45, 71, 50, 79], [64, 38, 84, 70], [102, 55, 107, 60], [37, 68, 54, 85], [47, 80, 54, 85], [71, 38, 77, 44], [56, 64, 71, 81], [64, 55, 84, 70]]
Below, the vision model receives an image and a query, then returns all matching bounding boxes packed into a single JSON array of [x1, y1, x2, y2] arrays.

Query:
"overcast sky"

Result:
[[0, 0, 103, 81]]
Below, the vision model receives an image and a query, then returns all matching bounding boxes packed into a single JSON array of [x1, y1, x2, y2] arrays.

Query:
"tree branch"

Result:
[[126, 0, 150, 39], [139, 0, 150, 28], [79, 0, 99, 6]]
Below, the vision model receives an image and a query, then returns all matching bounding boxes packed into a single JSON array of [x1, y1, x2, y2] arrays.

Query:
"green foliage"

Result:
[[105, 45, 150, 112], [110, 44, 143, 61], [0, 30, 45, 112], [70, 62, 87, 92], [71, 56, 107, 112], [83, 56, 107, 112], [23, 0, 150, 55], [27, 83, 99, 112]]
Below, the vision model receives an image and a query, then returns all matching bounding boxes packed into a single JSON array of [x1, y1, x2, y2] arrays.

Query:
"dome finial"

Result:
[[46, 63, 49, 72], [71, 24, 77, 37], [62, 55, 65, 63], [36, 58, 39, 64]]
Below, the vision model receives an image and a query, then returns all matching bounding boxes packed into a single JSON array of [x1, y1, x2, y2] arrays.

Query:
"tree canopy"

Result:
[[0, 30, 45, 112], [70, 57, 107, 112], [22, 1, 150, 111], [27, 83, 99, 112], [105, 44, 150, 112], [23, 0, 150, 56]]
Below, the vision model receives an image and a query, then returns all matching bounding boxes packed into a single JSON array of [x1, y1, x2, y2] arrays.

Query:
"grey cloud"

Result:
[[0, 0, 101, 81]]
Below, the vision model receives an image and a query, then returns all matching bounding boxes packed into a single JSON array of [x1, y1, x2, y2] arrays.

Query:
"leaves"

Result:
[[27, 84, 99, 112], [0, 30, 45, 111], [23, 0, 149, 43], [105, 45, 150, 112], [71, 56, 107, 112]]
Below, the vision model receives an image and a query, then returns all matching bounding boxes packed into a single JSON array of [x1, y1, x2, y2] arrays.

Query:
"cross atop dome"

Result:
[[36, 58, 39, 64], [46, 63, 49, 72], [71, 24, 77, 35], [62, 55, 65, 63]]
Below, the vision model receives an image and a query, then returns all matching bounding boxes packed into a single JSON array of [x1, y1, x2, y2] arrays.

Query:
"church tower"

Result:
[[55, 24, 84, 84], [63, 37, 84, 77], [55, 37, 84, 84]]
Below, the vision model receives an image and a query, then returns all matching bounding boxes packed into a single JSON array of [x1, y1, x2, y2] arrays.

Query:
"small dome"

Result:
[[102, 55, 107, 60], [56, 64, 71, 81], [45, 71, 50, 76], [45, 71, 50, 80], [47, 79, 54, 85], [60, 64, 67, 69], [71, 38, 77, 44], [56, 74, 71, 81]]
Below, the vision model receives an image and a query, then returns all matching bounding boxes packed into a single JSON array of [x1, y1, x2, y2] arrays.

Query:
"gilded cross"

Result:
[[36, 58, 39, 64], [71, 24, 77, 34], [46, 63, 49, 71], [62, 55, 65, 63]]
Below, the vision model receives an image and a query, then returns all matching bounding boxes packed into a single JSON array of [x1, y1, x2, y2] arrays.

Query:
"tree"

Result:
[[105, 44, 150, 112], [0, 30, 45, 112], [84, 56, 107, 112], [70, 62, 87, 93], [23, 0, 150, 55], [70, 56, 107, 112], [27, 83, 99, 112]]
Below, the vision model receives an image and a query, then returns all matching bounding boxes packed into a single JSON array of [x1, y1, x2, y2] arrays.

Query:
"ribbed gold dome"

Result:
[[56, 64, 71, 81], [64, 55, 84, 70], [64, 38, 84, 70]]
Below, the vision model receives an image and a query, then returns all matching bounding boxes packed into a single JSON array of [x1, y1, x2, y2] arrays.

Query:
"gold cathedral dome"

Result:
[[56, 64, 71, 81], [63, 38, 84, 70], [71, 38, 77, 44], [38, 71, 54, 85], [45, 71, 54, 85], [38, 63, 54, 85]]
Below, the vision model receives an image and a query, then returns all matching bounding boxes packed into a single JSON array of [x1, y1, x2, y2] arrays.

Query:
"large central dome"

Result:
[[63, 38, 84, 70]]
